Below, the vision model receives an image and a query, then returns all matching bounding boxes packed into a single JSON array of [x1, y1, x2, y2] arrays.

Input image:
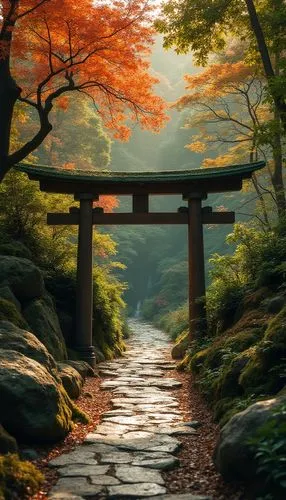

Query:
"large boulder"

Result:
[[0, 321, 57, 377], [0, 349, 75, 442], [214, 396, 286, 481], [0, 256, 44, 301], [23, 295, 67, 361], [57, 363, 84, 399]]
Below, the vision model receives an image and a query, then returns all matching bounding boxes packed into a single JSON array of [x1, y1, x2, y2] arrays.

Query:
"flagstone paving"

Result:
[[48, 320, 211, 499]]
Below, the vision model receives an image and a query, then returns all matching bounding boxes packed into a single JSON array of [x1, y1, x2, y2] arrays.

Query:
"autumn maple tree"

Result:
[[175, 61, 286, 222], [0, 0, 167, 181]]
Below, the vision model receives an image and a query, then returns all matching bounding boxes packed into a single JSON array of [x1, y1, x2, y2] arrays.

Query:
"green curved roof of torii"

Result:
[[15, 160, 265, 196], [16, 160, 265, 183]]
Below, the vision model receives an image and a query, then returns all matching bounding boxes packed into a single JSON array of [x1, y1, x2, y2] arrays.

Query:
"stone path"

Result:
[[49, 320, 211, 499]]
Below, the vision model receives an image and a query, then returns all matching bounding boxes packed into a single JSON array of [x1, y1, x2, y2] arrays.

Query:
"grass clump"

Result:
[[0, 454, 44, 500]]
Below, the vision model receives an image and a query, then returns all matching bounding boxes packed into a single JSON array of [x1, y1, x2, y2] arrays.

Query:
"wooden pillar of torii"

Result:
[[186, 193, 207, 337], [48, 193, 234, 366], [74, 193, 96, 366]]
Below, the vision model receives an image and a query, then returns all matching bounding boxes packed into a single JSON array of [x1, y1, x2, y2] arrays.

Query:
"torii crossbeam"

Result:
[[16, 161, 265, 367]]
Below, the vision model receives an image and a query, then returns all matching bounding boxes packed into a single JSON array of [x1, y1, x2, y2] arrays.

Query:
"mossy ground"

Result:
[[0, 454, 44, 500], [174, 293, 286, 426]]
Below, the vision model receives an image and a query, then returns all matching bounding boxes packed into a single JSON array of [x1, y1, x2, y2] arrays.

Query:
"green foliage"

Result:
[[0, 171, 77, 272], [24, 95, 111, 170], [157, 303, 188, 340], [0, 170, 127, 360], [248, 402, 286, 499], [207, 223, 286, 335], [162, 222, 286, 430], [92, 265, 127, 359], [0, 454, 44, 500], [46, 264, 127, 359], [0, 298, 28, 329], [156, 0, 243, 64]]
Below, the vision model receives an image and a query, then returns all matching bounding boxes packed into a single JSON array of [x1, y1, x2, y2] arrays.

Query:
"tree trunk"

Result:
[[244, 0, 286, 131], [0, 1, 21, 182], [0, 72, 21, 181], [249, 146, 271, 228], [271, 108, 286, 220]]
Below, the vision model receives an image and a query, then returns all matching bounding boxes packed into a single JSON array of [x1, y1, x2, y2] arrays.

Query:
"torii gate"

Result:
[[17, 161, 264, 367]]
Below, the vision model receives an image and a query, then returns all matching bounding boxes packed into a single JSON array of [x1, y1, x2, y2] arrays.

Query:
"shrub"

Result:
[[157, 303, 188, 341]]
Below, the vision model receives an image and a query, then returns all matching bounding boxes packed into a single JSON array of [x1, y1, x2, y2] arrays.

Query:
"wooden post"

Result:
[[74, 193, 96, 367], [185, 194, 207, 339]]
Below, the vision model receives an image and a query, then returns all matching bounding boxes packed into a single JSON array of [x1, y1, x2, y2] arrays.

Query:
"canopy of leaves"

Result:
[[0, 0, 168, 176]]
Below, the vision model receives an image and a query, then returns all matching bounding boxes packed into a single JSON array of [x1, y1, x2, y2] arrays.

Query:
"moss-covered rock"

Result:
[[0, 453, 44, 499], [171, 330, 189, 359], [0, 349, 75, 442], [0, 320, 57, 377], [0, 425, 18, 455], [214, 396, 286, 482], [177, 352, 192, 371], [189, 348, 210, 373], [224, 327, 264, 352], [0, 256, 44, 301], [0, 298, 28, 329], [241, 287, 271, 311], [213, 397, 236, 424], [0, 286, 21, 311], [0, 241, 32, 260], [239, 306, 286, 395], [262, 294, 286, 314], [57, 363, 84, 399], [23, 296, 67, 361], [229, 308, 269, 336], [65, 360, 95, 378], [216, 352, 251, 400]]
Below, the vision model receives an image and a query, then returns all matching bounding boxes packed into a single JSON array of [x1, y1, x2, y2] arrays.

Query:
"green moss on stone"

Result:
[[224, 328, 264, 352], [239, 306, 286, 394], [0, 298, 27, 329], [171, 330, 189, 359], [0, 453, 44, 499], [215, 351, 253, 399], [189, 348, 210, 373], [71, 402, 90, 424], [177, 352, 192, 371]]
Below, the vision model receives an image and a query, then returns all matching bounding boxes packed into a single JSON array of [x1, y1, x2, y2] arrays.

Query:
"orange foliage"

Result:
[[175, 61, 269, 166], [176, 62, 255, 109], [94, 196, 119, 213], [185, 141, 206, 153], [63, 161, 76, 170], [1, 0, 167, 140]]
